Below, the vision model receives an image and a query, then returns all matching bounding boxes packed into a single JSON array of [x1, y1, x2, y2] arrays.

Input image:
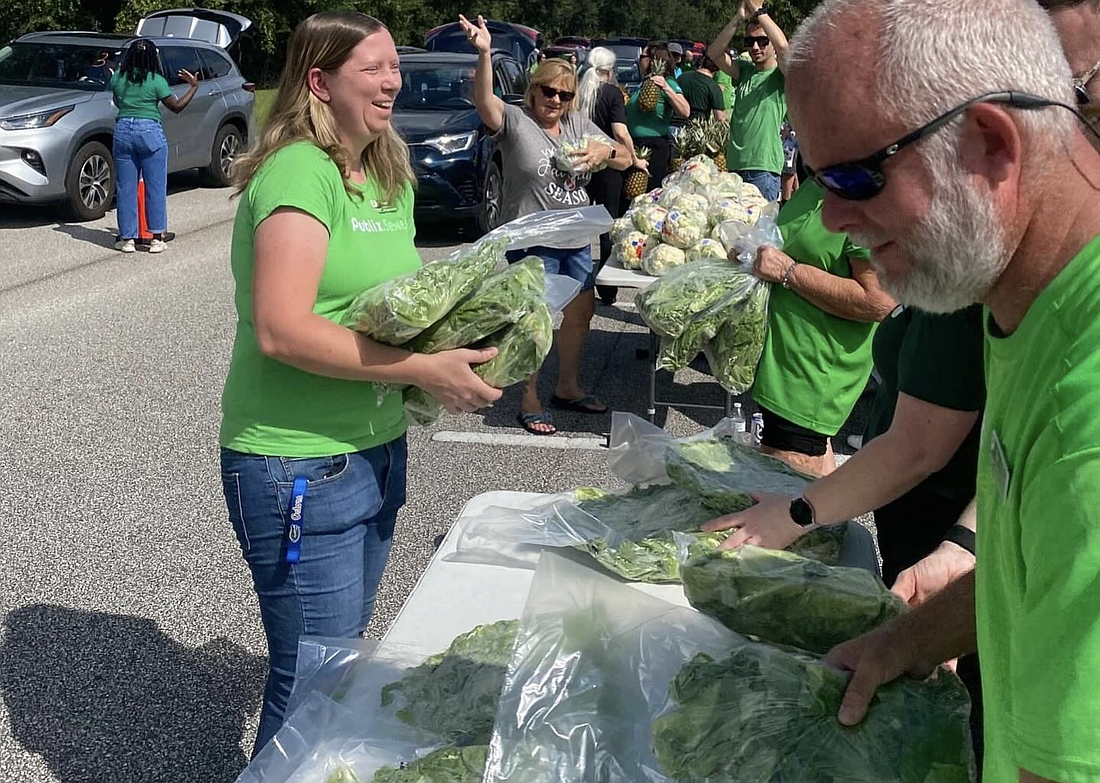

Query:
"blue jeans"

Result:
[[738, 169, 781, 203], [113, 117, 169, 238], [220, 437, 408, 756], [506, 245, 595, 291]]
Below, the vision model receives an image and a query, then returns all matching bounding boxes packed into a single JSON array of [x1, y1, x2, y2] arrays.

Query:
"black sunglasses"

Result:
[[743, 36, 770, 48], [805, 90, 1097, 201], [539, 84, 575, 102]]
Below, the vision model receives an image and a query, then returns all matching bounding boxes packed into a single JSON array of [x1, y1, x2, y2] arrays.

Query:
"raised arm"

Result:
[[754, 8, 791, 71], [708, 7, 748, 78], [459, 15, 505, 132], [163, 69, 199, 114]]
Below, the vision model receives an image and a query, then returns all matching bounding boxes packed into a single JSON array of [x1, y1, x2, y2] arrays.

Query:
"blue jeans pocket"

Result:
[[134, 127, 166, 156]]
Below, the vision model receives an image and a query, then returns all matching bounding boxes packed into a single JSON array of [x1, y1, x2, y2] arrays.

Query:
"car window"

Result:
[[397, 63, 477, 108], [198, 48, 233, 79], [0, 42, 121, 90], [500, 60, 523, 95], [159, 45, 204, 86]]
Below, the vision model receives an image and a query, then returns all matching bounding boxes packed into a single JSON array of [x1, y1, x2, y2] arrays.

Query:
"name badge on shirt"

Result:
[[989, 429, 1011, 504]]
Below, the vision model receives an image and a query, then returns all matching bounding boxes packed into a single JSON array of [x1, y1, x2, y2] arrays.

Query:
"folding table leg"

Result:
[[648, 330, 658, 423]]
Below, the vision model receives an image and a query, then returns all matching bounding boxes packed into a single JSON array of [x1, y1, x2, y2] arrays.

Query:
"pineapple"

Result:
[[624, 146, 652, 200], [671, 129, 692, 171], [703, 116, 730, 172], [638, 56, 668, 112]]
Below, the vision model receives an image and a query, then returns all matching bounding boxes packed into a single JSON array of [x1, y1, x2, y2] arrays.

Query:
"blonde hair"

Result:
[[525, 59, 577, 112], [232, 11, 414, 204]]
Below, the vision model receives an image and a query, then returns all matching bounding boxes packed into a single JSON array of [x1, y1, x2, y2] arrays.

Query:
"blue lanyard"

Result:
[[285, 477, 307, 564]]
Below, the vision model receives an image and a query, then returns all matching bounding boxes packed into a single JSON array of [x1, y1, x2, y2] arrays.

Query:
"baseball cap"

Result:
[[667, 42, 684, 56]]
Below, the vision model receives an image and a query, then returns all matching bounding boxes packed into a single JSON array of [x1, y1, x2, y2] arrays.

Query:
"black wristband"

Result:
[[942, 525, 976, 556]]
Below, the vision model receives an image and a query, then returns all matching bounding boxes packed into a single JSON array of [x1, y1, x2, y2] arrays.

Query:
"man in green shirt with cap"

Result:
[[759, 0, 1100, 781], [709, 0, 788, 201]]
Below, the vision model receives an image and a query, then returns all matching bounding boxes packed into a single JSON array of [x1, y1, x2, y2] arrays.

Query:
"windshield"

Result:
[[616, 60, 641, 83], [0, 42, 121, 90], [397, 63, 480, 109]]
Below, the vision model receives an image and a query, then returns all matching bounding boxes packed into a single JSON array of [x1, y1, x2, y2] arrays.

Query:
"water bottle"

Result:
[[729, 402, 747, 434]]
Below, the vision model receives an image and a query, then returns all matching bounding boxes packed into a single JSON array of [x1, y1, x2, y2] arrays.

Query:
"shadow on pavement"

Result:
[[52, 223, 119, 249], [1, 605, 265, 783]]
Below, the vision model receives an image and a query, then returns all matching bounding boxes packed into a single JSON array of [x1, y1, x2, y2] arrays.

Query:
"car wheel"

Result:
[[476, 159, 504, 236], [203, 124, 244, 187], [65, 142, 114, 221]]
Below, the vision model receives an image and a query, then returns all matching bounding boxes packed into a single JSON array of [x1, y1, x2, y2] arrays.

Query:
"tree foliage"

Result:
[[2, 0, 822, 86]]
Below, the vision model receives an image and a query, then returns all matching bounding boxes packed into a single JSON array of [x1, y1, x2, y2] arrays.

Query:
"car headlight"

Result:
[[0, 105, 75, 131], [423, 131, 477, 155]]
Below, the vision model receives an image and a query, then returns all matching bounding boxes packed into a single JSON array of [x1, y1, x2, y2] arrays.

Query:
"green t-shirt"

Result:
[[625, 77, 683, 139], [863, 304, 985, 503], [726, 60, 785, 174], [977, 234, 1100, 783], [751, 181, 876, 436], [109, 71, 171, 122], [671, 70, 725, 126], [714, 70, 734, 113], [219, 142, 419, 457]]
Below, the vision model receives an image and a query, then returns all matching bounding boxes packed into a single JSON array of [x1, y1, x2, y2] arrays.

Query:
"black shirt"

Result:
[[672, 69, 724, 126], [591, 82, 627, 137]]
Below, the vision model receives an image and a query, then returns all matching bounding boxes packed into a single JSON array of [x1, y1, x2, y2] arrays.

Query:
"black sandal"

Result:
[[517, 411, 556, 435]]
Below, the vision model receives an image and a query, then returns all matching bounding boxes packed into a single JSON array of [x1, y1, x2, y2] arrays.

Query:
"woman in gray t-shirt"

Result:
[[460, 14, 631, 435]]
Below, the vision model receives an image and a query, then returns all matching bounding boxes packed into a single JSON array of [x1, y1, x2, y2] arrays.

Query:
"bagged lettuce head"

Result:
[[686, 238, 727, 262], [642, 242, 687, 276], [632, 204, 669, 237], [661, 209, 708, 250], [614, 231, 651, 270]]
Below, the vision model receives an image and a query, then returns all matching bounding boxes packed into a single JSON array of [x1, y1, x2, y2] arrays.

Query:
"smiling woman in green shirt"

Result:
[[218, 11, 501, 757]]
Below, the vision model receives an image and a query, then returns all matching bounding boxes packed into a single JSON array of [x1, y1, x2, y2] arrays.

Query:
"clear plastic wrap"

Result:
[[467, 205, 613, 253], [403, 304, 554, 425], [632, 204, 668, 237], [669, 193, 711, 216], [660, 208, 708, 250], [484, 553, 741, 783], [705, 171, 745, 200], [612, 231, 651, 270], [680, 544, 907, 654], [342, 238, 505, 345], [703, 279, 770, 393], [652, 641, 975, 783], [609, 215, 635, 244], [553, 135, 612, 175], [641, 243, 687, 277], [286, 637, 381, 721], [635, 260, 752, 340], [685, 238, 727, 262], [708, 198, 751, 229]]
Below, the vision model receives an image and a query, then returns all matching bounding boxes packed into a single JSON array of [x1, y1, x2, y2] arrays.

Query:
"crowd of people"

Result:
[[211, 0, 1100, 778]]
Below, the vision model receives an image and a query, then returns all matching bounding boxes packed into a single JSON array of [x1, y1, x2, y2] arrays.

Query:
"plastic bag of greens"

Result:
[[371, 745, 488, 783], [652, 641, 975, 783], [632, 204, 668, 237], [653, 277, 759, 371], [680, 544, 907, 654], [641, 242, 687, 277], [635, 260, 754, 340], [553, 134, 611, 175], [685, 238, 727, 262], [405, 257, 545, 354], [660, 209, 708, 250], [403, 304, 553, 425], [469, 205, 613, 253], [704, 278, 770, 393], [612, 231, 651, 270], [342, 239, 504, 345], [484, 553, 741, 783]]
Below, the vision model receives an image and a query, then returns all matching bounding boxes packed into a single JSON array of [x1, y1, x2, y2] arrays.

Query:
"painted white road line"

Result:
[[432, 430, 608, 450]]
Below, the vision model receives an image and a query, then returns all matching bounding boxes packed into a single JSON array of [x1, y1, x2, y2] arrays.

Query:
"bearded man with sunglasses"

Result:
[[709, 0, 789, 201], [762, 0, 1100, 781]]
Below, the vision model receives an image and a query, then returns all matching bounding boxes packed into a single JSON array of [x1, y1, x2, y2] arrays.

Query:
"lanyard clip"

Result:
[[285, 476, 307, 564]]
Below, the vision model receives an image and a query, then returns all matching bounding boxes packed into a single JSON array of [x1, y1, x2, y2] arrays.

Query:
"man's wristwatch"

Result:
[[942, 524, 976, 555], [789, 496, 817, 528]]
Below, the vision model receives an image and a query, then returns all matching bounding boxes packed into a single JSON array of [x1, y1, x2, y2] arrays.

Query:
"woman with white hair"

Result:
[[576, 46, 647, 301]]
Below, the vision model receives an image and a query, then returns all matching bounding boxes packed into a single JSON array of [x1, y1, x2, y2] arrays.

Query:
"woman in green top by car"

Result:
[[109, 38, 198, 254], [219, 12, 500, 756]]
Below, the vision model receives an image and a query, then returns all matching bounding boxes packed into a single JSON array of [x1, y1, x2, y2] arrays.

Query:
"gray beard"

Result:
[[855, 163, 1011, 315]]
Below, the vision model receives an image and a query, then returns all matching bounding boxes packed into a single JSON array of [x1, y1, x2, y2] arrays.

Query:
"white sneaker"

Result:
[[115, 238, 136, 253], [148, 238, 167, 254]]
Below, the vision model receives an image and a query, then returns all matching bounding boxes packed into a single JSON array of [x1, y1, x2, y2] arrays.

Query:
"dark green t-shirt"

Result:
[[672, 70, 724, 126], [109, 71, 171, 122], [752, 181, 875, 436], [863, 305, 985, 503]]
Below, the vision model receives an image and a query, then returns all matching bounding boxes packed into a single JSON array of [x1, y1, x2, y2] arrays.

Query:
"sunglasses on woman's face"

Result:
[[539, 85, 575, 102], [804, 91, 1078, 201], [744, 36, 770, 49]]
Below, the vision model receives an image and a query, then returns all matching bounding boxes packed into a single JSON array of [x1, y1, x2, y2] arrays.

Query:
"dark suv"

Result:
[[394, 50, 527, 234]]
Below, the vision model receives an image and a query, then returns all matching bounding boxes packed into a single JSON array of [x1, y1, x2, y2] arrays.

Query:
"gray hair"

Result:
[[575, 46, 618, 119], [787, 0, 1077, 165]]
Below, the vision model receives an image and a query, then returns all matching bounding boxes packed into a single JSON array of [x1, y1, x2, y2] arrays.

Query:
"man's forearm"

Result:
[[756, 11, 790, 61], [787, 262, 892, 322], [709, 15, 745, 73], [893, 570, 978, 666]]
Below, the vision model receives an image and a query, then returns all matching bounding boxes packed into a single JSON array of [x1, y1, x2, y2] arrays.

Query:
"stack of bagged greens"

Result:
[[680, 545, 906, 654], [652, 643, 975, 782], [403, 304, 554, 426]]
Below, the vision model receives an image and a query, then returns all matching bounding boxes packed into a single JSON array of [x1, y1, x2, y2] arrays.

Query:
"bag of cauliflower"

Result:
[[686, 238, 728, 262], [633, 204, 669, 237], [707, 172, 744, 199], [671, 193, 712, 216], [642, 243, 687, 276], [552, 134, 611, 176], [708, 198, 750, 229], [611, 215, 636, 244], [632, 187, 664, 208], [658, 184, 689, 208], [614, 231, 651, 270], [661, 209, 708, 250]]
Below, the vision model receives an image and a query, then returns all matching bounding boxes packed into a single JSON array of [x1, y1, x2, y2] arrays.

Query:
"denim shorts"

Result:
[[506, 245, 596, 291]]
